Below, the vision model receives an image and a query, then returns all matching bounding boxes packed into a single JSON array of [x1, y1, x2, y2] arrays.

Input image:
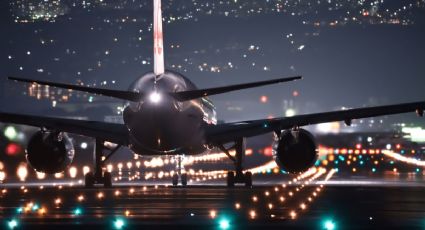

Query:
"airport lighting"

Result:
[[113, 218, 126, 229], [218, 218, 230, 230], [73, 207, 82, 215], [323, 219, 336, 230], [7, 219, 18, 229]]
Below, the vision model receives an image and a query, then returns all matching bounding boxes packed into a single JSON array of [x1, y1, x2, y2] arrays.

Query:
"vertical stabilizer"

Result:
[[153, 0, 165, 76]]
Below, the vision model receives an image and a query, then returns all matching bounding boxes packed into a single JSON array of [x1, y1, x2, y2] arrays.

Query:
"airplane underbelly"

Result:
[[126, 107, 207, 155]]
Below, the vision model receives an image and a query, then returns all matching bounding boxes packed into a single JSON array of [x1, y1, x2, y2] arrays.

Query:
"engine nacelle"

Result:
[[273, 129, 318, 174], [26, 131, 75, 174]]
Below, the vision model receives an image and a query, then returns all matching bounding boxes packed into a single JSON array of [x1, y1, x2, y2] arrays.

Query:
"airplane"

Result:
[[1, 0, 424, 188]]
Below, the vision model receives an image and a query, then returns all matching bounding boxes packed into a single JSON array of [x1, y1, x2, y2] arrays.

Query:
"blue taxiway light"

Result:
[[32, 204, 39, 211], [73, 208, 82, 215], [323, 220, 336, 230], [114, 218, 125, 229], [218, 218, 230, 230], [7, 219, 18, 229]]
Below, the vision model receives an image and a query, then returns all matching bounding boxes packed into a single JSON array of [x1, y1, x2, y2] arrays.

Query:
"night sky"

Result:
[[1, 0, 425, 126]]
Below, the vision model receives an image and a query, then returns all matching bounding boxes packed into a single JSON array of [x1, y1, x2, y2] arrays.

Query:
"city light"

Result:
[[285, 108, 296, 117], [260, 95, 268, 103]]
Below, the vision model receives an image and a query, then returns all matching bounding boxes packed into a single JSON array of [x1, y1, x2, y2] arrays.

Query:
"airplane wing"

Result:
[[9, 76, 301, 102], [0, 112, 129, 145], [170, 76, 302, 101], [206, 101, 425, 144], [8, 77, 143, 102]]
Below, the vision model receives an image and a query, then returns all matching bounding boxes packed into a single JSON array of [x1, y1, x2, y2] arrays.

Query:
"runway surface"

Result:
[[1, 173, 425, 229]]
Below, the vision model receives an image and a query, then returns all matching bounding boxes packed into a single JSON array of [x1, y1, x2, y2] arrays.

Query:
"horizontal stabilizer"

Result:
[[170, 76, 302, 101], [9, 77, 142, 102]]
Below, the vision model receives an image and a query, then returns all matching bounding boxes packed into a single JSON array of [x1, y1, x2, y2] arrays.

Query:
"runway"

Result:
[[1, 172, 425, 229]]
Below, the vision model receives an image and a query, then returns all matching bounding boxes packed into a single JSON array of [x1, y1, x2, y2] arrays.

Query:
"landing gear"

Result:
[[171, 155, 188, 186], [103, 172, 112, 188], [172, 174, 179, 186], [85, 140, 120, 188], [181, 173, 188, 186], [226, 171, 252, 187], [227, 171, 235, 187], [84, 172, 95, 188], [220, 138, 253, 187]]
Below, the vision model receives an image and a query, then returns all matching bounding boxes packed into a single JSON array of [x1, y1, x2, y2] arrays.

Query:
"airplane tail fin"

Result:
[[153, 0, 165, 77]]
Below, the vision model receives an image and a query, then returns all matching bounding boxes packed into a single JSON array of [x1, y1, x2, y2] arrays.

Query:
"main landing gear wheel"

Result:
[[171, 155, 188, 186], [84, 172, 112, 188], [244, 172, 252, 187], [172, 174, 179, 186], [227, 171, 235, 187], [103, 172, 112, 188], [85, 172, 95, 188], [226, 171, 252, 187], [181, 173, 188, 187], [172, 173, 188, 186], [84, 139, 120, 188], [220, 138, 254, 187]]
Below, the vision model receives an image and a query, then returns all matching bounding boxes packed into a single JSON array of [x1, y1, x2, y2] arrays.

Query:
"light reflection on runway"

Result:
[[0, 168, 336, 229], [3, 169, 425, 229]]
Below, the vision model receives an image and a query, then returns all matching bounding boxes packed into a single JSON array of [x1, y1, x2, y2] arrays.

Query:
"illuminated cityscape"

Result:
[[2, 0, 425, 229], [2, 1, 424, 125]]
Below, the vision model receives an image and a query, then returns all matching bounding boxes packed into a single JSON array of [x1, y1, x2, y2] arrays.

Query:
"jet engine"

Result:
[[273, 129, 318, 174], [26, 131, 75, 174]]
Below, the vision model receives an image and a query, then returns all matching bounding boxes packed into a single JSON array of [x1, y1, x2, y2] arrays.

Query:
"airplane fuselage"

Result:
[[123, 70, 217, 155]]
